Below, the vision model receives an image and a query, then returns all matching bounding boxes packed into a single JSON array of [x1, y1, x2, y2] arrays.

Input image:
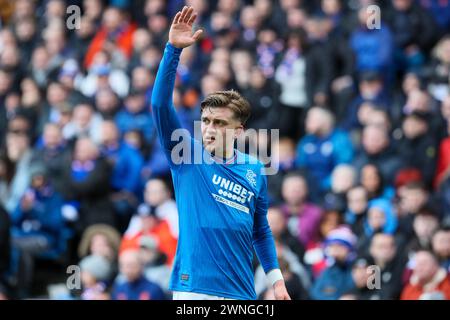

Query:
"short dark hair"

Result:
[[200, 90, 251, 125]]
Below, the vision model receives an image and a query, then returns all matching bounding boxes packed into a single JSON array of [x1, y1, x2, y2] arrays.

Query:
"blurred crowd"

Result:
[[0, 0, 450, 300]]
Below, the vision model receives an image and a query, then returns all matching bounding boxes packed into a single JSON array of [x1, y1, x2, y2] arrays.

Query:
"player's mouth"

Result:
[[204, 136, 216, 144]]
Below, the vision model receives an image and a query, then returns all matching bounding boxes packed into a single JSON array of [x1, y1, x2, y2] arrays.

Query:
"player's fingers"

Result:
[[173, 11, 181, 24], [192, 29, 203, 41], [184, 7, 194, 23], [179, 6, 188, 22], [188, 12, 197, 25]]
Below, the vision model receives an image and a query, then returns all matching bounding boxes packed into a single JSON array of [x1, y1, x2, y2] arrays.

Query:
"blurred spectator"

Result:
[[243, 66, 280, 130], [396, 111, 438, 187], [304, 208, 344, 279], [426, 36, 450, 102], [31, 123, 70, 194], [418, 0, 450, 34], [120, 201, 177, 265], [11, 167, 65, 298], [60, 137, 116, 234], [365, 233, 407, 299], [396, 182, 430, 241], [79, 50, 130, 98], [138, 236, 172, 294], [405, 205, 440, 255], [62, 103, 103, 145], [309, 226, 357, 300], [112, 249, 165, 300], [3, 122, 35, 213], [280, 172, 322, 247], [95, 88, 121, 120], [255, 240, 311, 298], [275, 29, 330, 138], [340, 257, 373, 300], [349, 6, 394, 83], [296, 107, 353, 196], [345, 185, 369, 237], [353, 125, 402, 186], [79, 254, 113, 300], [84, 6, 136, 69], [100, 120, 143, 231], [260, 256, 309, 300], [359, 164, 395, 201], [267, 207, 305, 262], [267, 137, 296, 203], [431, 227, 450, 271], [115, 88, 154, 143], [78, 224, 122, 264], [385, 0, 438, 73], [342, 71, 389, 132], [125, 178, 179, 239], [356, 198, 399, 255], [401, 250, 450, 300]]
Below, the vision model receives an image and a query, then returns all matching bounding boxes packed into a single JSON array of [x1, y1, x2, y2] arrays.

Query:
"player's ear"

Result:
[[234, 125, 244, 139]]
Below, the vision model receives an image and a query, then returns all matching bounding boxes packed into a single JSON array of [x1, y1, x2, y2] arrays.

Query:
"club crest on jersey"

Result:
[[246, 170, 257, 187]]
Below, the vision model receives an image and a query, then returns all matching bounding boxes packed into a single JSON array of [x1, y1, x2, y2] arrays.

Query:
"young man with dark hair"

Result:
[[151, 6, 289, 300]]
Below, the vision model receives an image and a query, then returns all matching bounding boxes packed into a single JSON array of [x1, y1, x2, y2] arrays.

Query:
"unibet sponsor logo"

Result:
[[212, 174, 255, 204]]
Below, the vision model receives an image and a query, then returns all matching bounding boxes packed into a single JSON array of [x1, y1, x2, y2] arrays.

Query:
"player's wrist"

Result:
[[267, 269, 284, 287], [166, 41, 184, 53]]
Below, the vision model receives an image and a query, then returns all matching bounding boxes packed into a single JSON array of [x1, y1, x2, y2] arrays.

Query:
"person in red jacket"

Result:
[[435, 136, 450, 188], [119, 204, 177, 266], [401, 250, 450, 300], [84, 6, 136, 69]]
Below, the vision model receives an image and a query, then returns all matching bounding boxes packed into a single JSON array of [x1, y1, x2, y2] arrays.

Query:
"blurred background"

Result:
[[0, 0, 449, 300]]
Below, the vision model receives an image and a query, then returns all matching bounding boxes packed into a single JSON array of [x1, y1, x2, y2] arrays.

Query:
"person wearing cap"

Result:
[[309, 225, 357, 300]]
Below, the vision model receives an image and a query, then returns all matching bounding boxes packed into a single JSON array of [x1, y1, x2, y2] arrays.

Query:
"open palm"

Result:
[[169, 6, 203, 49]]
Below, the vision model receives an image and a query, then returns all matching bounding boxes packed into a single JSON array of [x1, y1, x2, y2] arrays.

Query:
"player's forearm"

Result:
[[253, 225, 279, 274], [151, 42, 184, 150]]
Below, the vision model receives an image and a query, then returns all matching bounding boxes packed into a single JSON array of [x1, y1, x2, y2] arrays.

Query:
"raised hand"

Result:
[[169, 6, 203, 49]]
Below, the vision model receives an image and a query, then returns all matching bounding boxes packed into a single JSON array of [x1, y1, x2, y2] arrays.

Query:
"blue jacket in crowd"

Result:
[[115, 108, 155, 144], [11, 187, 64, 247], [296, 129, 354, 192], [310, 262, 355, 300], [350, 23, 394, 74], [101, 143, 144, 195], [111, 276, 166, 300]]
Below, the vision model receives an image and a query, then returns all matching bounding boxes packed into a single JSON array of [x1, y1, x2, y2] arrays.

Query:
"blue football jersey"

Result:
[[152, 43, 279, 300]]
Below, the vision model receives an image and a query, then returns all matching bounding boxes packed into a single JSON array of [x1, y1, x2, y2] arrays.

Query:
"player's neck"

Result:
[[213, 146, 235, 161]]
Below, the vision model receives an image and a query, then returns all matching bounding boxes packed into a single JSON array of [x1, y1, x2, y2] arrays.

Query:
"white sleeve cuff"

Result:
[[267, 269, 284, 287]]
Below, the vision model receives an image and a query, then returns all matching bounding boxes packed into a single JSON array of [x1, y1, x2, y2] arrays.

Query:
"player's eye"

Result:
[[202, 118, 210, 124]]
